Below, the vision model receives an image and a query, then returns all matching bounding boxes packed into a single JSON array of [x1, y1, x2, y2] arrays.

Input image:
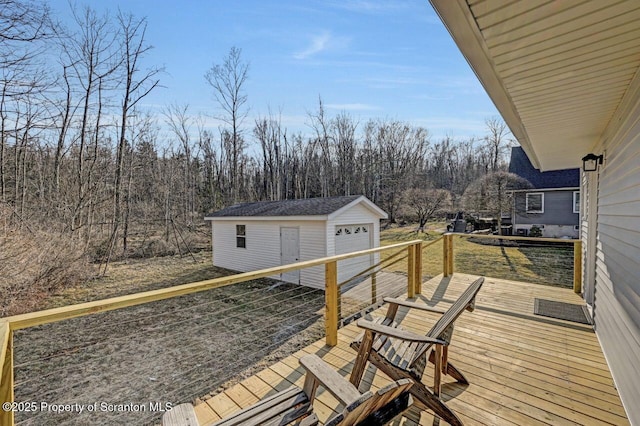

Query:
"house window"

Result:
[[573, 191, 580, 213], [526, 193, 544, 213], [236, 224, 246, 248]]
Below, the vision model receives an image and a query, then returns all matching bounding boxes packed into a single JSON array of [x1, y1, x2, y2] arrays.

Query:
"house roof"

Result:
[[508, 147, 579, 189], [429, 0, 640, 171], [205, 195, 387, 219]]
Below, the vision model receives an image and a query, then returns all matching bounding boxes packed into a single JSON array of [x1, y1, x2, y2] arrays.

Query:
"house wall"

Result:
[[513, 190, 579, 237], [589, 97, 640, 424], [326, 203, 382, 283], [211, 220, 326, 289]]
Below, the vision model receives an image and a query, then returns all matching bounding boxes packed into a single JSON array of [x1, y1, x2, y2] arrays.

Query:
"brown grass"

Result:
[[12, 252, 325, 425], [0, 212, 93, 316]]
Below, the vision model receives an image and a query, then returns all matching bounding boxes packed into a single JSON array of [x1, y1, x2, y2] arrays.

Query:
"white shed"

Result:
[[204, 195, 388, 289]]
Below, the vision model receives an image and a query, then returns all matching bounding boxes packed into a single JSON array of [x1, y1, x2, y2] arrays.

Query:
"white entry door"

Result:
[[280, 227, 300, 284]]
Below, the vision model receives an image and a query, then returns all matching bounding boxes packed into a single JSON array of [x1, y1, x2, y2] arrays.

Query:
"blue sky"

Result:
[[47, 0, 499, 141]]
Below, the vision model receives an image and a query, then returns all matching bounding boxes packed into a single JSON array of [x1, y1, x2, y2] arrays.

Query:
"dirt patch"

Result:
[[11, 253, 326, 425]]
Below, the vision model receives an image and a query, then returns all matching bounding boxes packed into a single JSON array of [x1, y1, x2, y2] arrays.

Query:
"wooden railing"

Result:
[[442, 233, 582, 293], [0, 239, 424, 425], [0, 233, 584, 425]]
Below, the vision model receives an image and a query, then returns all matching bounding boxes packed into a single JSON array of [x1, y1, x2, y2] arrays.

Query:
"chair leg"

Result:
[[407, 380, 464, 426], [365, 350, 464, 426], [429, 350, 468, 385], [350, 331, 374, 387], [433, 346, 442, 398]]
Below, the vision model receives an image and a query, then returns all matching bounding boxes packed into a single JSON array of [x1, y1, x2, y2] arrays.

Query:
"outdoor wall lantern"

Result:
[[581, 153, 603, 172]]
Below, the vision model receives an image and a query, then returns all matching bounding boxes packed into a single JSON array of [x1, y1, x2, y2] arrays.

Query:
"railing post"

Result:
[[573, 240, 582, 294], [325, 261, 339, 346], [371, 272, 377, 305], [443, 234, 448, 276], [448, 235, 454, 276], [443, 234, 454, 277], [0, 321, 14, 426], [407, 245, 416, 298], [415, 241, 423, 295]]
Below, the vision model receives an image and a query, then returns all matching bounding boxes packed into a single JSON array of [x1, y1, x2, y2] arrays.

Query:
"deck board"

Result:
[[196, 274, 629, 425]]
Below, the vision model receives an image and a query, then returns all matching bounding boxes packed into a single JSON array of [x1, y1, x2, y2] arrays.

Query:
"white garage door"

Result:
[[335, 224, 373, 284]]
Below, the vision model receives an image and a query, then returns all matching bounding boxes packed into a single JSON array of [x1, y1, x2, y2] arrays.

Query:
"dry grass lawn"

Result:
[[380, 225, 574, 287], [13, 252, 325, 425]]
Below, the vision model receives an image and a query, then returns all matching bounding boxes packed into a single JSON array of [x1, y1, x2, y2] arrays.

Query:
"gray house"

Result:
[[508, 147, 580, 238]]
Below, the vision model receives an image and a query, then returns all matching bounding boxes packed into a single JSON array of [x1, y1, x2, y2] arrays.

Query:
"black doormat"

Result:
[[534, 298, 592, 325]]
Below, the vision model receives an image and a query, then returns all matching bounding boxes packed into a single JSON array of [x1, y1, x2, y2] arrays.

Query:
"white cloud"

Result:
[[293, 31, 350, 60], [294, 32, 332, 60]]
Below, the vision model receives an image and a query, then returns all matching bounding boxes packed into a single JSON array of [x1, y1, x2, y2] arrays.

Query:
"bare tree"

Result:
[[332, 112, 358, 195], [103, 11, 161, 272], [0, 0, 52, 202], [60, 5, 121, 235], [401, 187, 451, 232], [307, 97, 333, 197], [462, 171, 531, 232], [484, 117, 511, 171], [205, 46, 249, 203], [254, 110, 286, 201], [373, 119, 429, 223]]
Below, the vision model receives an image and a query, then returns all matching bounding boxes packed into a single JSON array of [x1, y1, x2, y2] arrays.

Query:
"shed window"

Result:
[[526, 193, 544, 213], [573, 191, 580, 213], [236, 224, 246, 248]]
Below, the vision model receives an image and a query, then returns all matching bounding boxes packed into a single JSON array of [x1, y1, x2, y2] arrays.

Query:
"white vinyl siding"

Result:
[[589, 95, 640, 424], [212, 220, 326, 289]]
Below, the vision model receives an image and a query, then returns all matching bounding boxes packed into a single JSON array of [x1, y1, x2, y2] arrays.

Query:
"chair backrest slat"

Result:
[[410, 277, 484, 367]]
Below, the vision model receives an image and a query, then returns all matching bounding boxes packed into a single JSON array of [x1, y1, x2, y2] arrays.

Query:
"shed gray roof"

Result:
[[206, 195, 366, 218], [508, 147, 579, 189]]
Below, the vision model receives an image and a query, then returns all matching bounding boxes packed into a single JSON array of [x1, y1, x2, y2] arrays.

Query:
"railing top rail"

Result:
[[2, 239, 424, 331], [421, 235, 444, 248], [446, 232, 579, 244]]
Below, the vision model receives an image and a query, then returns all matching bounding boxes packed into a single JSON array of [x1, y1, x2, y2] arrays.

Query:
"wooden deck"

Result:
[[194, 273, 629, 425]]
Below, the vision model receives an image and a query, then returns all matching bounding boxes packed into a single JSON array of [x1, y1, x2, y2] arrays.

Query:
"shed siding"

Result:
[[591, 100, 640, 424], [212, 220, 326, 289]]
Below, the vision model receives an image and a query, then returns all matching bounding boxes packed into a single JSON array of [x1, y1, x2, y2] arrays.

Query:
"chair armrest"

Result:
[[299, 354, 361, 405], [384, 297, 447, 314], [356, 319, 448, 345]]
